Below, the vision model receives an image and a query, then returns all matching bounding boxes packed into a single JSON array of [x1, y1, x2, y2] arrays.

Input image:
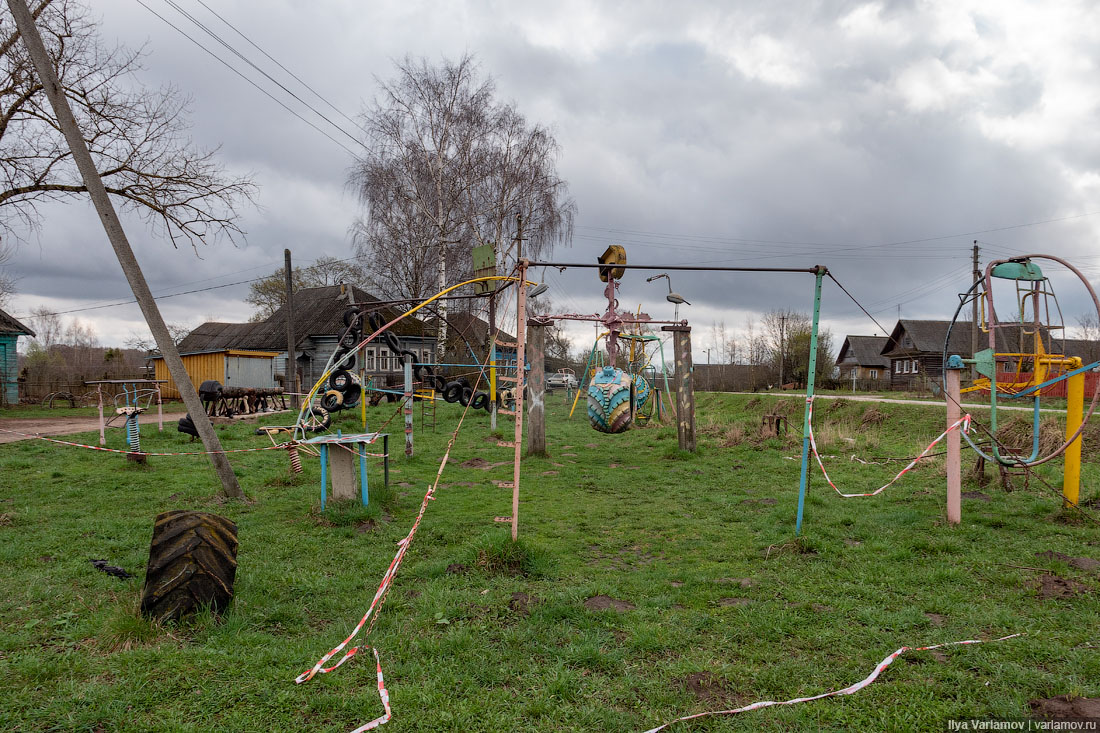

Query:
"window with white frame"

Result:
[[895, 360, 901, 374], [903, 360, 909, 374], [911, 359, 919, 373], [366, 349, 375, 371], [379, 349, 388, 371], [870, 369, 878, 379]]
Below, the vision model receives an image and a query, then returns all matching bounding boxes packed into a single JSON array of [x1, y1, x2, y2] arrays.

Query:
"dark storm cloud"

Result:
[[5, 0, 1099, 353]]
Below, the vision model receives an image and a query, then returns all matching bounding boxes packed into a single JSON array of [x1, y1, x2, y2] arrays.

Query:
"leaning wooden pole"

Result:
[[9, 0, 243, 498]]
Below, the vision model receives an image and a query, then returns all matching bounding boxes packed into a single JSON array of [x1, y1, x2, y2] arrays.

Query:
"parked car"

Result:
[[546, 372, 578, 390]]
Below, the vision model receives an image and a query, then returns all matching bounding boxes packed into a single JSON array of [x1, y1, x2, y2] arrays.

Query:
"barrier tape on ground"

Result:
[[806, 397, 971, 497], [0, 428, 389, 459], [643, 634, 1022, 733]]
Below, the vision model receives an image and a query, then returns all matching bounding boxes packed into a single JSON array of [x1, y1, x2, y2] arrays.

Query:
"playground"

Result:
[[1, 390, 1098, 730]]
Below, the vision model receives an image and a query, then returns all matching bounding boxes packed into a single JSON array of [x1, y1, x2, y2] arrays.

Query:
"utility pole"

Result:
[[9, 0, 243, 498], [971, 241, 980, 379], [284, 249, 298, 409], [778, 315, 786, 388]]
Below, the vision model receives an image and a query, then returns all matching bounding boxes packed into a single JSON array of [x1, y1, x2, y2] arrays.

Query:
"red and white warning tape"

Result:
[[806, 398, 971, 497], [0, 428, 290, 456], [643, 633, 1021, 732]]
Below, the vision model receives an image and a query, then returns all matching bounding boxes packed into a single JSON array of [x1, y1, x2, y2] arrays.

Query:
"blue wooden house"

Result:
[[0, 307, 35, 406]]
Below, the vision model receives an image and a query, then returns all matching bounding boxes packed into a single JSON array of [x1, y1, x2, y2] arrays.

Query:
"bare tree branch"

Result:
[[0, 0, 256, 250]]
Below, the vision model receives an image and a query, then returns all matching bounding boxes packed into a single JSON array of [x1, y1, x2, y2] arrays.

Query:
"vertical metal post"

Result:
[[403, 359, 413, 457], [489, 291, 498, 431], [526, 320, 547, 457], [945, 365, 962, 525], [319, 444, 328, 511], [971, 241, 980, 380], [156, 384, 163, 432], [96, 383, 106, 446], [1064, 370, 1085, 508], [359, 442, 369, 507], [795, 266, 826, 535], [511, 260, 528, 541]]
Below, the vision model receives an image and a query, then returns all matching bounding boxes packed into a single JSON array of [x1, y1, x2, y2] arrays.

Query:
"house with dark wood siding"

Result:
[[836, 335, 890, 381]]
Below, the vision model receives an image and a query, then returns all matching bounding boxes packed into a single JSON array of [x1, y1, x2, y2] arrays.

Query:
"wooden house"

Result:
[[0, 307, 34, 405], [836, 335, 889, 382], [176, 285, 437, 391]]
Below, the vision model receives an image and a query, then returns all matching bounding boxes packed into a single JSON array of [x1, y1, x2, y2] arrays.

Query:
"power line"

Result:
[[133, 0, 361, 158]]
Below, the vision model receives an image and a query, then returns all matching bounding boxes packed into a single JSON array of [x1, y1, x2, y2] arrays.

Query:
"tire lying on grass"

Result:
[[140, 510, 238, 623]]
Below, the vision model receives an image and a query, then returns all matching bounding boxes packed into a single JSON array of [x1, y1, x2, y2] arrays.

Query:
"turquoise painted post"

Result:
[[359, 442, 368, 507], [796, 266, 827, 535], [320, 444, 328, 511]]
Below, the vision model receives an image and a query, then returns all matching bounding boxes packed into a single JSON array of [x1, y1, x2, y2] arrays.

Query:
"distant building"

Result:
[[0, 307, 34, 405], [173, 284, 437, 391], [835, 335, 889, 382]]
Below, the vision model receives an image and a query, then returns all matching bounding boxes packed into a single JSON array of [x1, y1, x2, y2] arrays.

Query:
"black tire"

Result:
[[329, 369, 353, 392], [303, 406, 331, 432], [140, 510, 238, 623], [332, 348, 355, 370], [459, 386, 474, 406], [343, 308, 363, 329], [368, 312, 385, 332], [340, 329, 361, 350], [470, 392, 489, 411], [383, 330, 402, 354], [443, 381, 463, 403], [433, 375, 448, 392], [321, 390, 344, 411], [176, 414, 198, 438], [398, 349, 418, 366], [343, 383, 362, 408]]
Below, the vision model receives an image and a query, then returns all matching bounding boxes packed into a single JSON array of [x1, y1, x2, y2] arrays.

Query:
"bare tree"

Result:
[[0, 237, 15, 306], [245, 255, 366, 321], [27, 303, 60, 346], [349, 54, 575, 360], [0, 0, 256, 249], [125, 321, 191, 353]]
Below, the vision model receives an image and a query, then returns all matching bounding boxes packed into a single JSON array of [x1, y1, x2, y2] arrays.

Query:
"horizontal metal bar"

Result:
[[528, 261, 824, 274], [1004, 360, 1100, 399]]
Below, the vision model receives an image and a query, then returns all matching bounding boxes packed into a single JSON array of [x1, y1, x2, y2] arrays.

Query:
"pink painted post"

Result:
[[96, 383, 106, 446], [945, 367, 962, 525]]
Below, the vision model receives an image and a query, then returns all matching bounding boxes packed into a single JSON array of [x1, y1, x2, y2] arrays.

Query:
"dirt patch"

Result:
[[446, 563, 468, 575], [356, 520, 378, 534], [759, 498, 778, 505], [461, 457, 491, 469], [584, 595, 635, 612], [541, 471, 559, 476], [924, 612, 946, 627], [670, 581, 684, 588], [1029, 696, 1100, 719], [1036, 550, 1100, 572], [718, 597, 752, 607], [561, 452, 578, 457], [585, 443, 598, 448], [810, 603, 832, 613], [509, 592, 533, 616], [0, 512, 12, 527], [682, 672, 746, 705], [1036, 573, 1090, 599], [962, 491, 991, 501], [844, 539, 862, 546]]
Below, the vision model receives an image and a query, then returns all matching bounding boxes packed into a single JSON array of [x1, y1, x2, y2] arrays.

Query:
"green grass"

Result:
[[0, 403, 106, 419], [1, 392, 1098, 732]]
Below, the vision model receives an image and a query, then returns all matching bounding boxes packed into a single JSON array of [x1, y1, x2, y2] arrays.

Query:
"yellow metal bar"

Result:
[[1063, 370, 1084, 508]]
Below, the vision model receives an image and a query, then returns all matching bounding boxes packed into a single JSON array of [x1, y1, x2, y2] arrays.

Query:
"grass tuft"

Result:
[[472, 532, 549, 577]]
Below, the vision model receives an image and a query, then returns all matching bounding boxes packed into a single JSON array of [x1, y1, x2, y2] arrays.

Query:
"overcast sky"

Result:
[[5, 0, 1100, 362]]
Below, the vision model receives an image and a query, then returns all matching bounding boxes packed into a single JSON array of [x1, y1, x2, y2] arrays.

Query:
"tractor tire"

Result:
[[140, 510, 238, 623], [459, 386, 474, 406]]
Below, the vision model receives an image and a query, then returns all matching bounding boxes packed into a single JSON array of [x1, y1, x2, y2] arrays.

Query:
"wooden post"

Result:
[[285, 249, 299, 409], [526, 319, 547, 457], [945, 365, 962, 525], [9, 0, 243, 498], [662, 325, 696, 452], [511, 260, 528, 541]]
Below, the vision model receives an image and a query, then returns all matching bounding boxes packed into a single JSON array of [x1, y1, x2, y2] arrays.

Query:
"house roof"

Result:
[[881, 319, 1094, 360], [0, 307, 35, 337], [177, 285, 436, 353], [837, 335, 889, 368]]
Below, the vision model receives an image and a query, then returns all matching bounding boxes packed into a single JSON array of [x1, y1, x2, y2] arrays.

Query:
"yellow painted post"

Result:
[[1063, 370, 1084, 508]]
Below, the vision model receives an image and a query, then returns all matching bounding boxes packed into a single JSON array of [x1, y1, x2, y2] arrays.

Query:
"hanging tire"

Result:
[[303, 405, 331, 432], [343, 383, 362, 408], [368, 312, 385, 332], [443, 382, 463, 403], [321, 390, 344, 411], [459, 386, 474, 406], [340, 329, 361, 350], [343, 308, 363, 329], [329, 369, 353, 392], [433, 375, 449, 392], [383, 330, 402, 354], [332, 348, 355, 370], [470, 392, 489, 411], [140, 510, 238, 623]]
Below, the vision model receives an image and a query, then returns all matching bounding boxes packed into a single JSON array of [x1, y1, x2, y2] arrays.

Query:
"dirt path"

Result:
[[0, 412, 187, 445]]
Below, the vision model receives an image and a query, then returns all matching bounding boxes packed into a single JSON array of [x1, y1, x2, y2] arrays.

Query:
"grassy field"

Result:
[[1, 392, 1098, 732]]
